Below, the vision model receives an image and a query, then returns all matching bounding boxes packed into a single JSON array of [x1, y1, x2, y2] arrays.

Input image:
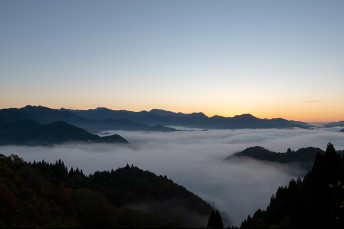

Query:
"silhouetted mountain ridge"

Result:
[[0, 106, 311, 131], [0, 106, 177, 132], [149, 109, 188, 117], [66, 107, 310, 129], [227, 146, 326, 170], [240, 143, 344, 228], [0, 119, 128, 145], [324, 121, 344, 127]]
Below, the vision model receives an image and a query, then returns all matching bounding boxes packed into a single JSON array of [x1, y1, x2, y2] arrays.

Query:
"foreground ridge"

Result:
[[240, 142, 344, 228], [0, 154, 212, 227]]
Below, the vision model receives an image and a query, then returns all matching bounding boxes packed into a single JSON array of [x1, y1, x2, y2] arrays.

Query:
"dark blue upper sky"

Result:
[[1, 0, 344, 121]]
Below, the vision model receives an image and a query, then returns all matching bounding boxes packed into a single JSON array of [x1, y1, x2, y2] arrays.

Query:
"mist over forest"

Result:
[[1, 127, 343, 226], [2, 0, 344, 227]]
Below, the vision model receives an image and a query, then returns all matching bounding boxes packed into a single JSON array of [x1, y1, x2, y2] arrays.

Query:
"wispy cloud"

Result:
[[303, 100, 321, 103]]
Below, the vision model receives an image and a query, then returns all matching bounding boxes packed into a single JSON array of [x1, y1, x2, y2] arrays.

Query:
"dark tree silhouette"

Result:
[[207, 209, 224, 228], [287, 148, 292, 154], [0, 154, 212, 227], [241, 142, 344, 228]]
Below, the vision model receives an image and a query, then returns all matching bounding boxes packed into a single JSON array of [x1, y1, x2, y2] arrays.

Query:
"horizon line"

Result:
[[0, 104, 342, 124]]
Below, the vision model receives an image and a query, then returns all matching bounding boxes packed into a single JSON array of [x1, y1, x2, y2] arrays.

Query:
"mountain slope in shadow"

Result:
[[0, 154, 213, 227], [0, 106, 178, 132], [0, 119, 128, 145], [69, 107, 312, 129], [240, 143, 344, 228], [226, 146, 325, 170]]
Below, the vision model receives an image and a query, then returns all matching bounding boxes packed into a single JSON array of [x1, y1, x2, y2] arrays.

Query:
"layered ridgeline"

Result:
[[226, 146, 327, 171], [0, 106, 311, 132], [240, 143, 344, 228], [0, 154, 213, 228], [0, 106, 177, 132], [324, 121, 344, 128], [0, 119, 128, 145], [323, 121, 344, 132], [68, 107, 311, 129]]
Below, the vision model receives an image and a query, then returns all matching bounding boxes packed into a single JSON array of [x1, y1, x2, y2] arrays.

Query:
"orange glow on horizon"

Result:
[[205, 112, 342, 123], [0, 102, 343, 123]]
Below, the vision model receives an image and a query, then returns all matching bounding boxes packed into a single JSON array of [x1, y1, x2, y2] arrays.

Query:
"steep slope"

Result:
[[0, 154, 212, 227], [240, 143, 344, 228]]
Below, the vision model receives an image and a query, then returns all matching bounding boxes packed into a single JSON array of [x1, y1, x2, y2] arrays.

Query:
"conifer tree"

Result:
[[207, 209, 224, 228]]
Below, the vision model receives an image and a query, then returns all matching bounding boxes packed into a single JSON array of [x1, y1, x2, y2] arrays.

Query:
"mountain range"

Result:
[[0, 105, 312, 132], [0, 106, 177, 132], [68, 107, 312, 129]]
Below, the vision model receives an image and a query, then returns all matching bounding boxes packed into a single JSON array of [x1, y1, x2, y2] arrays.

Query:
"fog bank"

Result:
[[1, 128, 343, 226]]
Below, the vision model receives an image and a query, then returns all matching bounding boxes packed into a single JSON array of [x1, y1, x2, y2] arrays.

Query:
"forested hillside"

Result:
[[241, 143, 344, 228], [0, 154, 212, 228]]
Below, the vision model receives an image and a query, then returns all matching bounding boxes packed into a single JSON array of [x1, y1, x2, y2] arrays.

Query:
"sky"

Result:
[[1, 0, 344, 122]]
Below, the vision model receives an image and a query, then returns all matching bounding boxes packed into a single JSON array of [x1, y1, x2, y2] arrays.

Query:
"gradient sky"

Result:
[[1, 0, 344, 122]]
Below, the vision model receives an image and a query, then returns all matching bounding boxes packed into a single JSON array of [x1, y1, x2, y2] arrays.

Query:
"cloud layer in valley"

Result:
[[1, 127, 344, 226]]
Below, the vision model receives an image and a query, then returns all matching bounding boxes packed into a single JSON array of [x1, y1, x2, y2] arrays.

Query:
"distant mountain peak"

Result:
[[93, 107, 111, 111], [23, 105, 47, 110], [190, 112, 207, 118], [149, 109, 171, 114], [149, 109, 168, 112], [233, 113, 257, 119], [149, 109, 187, 117]]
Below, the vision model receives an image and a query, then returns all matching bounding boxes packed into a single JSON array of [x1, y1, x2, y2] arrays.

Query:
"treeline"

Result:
[[4, 143, 343, 228], [0, 154, 212, 228], [241, 142, 344, 228]]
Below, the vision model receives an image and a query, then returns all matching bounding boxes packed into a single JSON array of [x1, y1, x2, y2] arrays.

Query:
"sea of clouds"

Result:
[[1, 127, 344, 226]]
